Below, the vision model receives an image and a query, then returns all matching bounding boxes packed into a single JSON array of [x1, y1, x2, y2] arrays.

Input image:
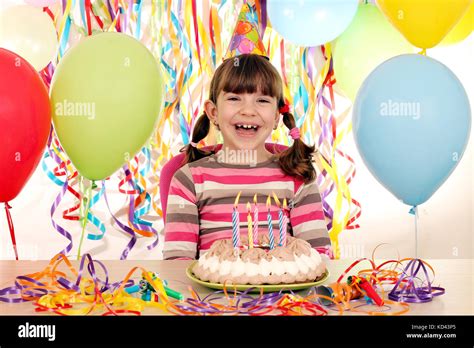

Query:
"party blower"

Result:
[[315, 276, 384, 307], [125, 271, 183, 301]]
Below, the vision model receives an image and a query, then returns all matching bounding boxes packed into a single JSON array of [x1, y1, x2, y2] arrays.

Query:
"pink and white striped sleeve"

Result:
[[289, 178, 332, 257], [163, 165, 200, 260]]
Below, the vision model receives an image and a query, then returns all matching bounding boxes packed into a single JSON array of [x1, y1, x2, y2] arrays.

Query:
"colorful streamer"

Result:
[[0, 248, 445, 316], [35, 0, 360, 260]]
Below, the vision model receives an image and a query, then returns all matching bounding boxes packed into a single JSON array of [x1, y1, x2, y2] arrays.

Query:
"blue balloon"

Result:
[[353, 54, 471, 207], [267, 0, 358, 47]]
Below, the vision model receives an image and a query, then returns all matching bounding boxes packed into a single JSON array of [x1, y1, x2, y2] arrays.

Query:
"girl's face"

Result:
[[205, 90, 280, 160]]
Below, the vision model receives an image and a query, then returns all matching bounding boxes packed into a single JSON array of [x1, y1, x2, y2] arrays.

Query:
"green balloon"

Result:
[[332, 3, 414, 101], [50, 32, 163, 180]]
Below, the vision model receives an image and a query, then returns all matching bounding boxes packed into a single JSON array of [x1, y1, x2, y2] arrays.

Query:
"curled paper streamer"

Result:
[[0, 246, 445, 316], [388, 259, 445, 303]]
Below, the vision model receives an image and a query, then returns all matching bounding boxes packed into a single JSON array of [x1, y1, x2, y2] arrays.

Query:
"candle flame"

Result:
[[253, 194, 257, 204], [247, 201, 251, 212], [234, 191, 242, 207], [266, 195, 271, 208], [272, 191, 281, 207], [283, 198, 287, 209]]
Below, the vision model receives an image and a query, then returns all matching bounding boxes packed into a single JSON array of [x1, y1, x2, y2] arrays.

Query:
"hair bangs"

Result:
[[215, 55, 282, 100]]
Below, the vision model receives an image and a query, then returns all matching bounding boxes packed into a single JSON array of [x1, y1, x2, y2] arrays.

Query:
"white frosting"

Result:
[[259, 258, 271, 277], [230, 257, 245, 277], [209, 256, 219, 273], [294, 255, 309, 274], [198, 247, 323, 278], [220, 260, 232, 275], [245, 260, 259, 277], [268, 256, 285, 276], [310, 248, 322, 262], [284, 260, 299, 275]]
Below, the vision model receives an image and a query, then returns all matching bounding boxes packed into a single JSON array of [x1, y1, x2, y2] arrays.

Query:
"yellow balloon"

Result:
[[376, 0, 473, 49], [441, 0, 474, 45], [0, 5, 57, 70]]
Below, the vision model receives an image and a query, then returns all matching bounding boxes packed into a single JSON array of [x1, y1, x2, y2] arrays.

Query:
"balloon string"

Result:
[[4, 203, 19, 261], [414, 206, 419, 259], [77, 177, 92, 261]]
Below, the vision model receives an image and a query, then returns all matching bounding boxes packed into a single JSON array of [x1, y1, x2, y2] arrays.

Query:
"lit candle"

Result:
[[272, 192, 284, 247], [253, 194, 258, 246], [282, 198, 288, 247], [247, 202, 253, 249], [232, 191, 242, 249], [266, 195, 275, 249]]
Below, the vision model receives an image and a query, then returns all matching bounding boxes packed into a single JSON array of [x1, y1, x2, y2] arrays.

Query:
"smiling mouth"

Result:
[[234, 124, 260, 137]]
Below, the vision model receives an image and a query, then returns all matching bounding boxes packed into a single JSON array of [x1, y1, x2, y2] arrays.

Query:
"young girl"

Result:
[[163, 54, 331, 260]]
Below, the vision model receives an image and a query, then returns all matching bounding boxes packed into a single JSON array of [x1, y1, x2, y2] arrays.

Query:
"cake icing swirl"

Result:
[[192, 236, 327, 285]]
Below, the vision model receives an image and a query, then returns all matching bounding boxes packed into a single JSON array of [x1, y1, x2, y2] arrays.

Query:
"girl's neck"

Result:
[[216, 143, 274, 166]]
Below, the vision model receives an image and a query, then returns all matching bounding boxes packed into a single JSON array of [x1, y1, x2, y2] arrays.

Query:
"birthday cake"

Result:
[[192, 235, 327, 285]]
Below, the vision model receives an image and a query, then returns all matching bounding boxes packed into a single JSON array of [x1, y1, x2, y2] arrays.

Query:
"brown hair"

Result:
[[183, 54, 316, 183]]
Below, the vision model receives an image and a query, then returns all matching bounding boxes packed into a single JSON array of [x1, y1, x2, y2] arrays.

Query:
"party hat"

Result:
[[224, 0, 267, 59]]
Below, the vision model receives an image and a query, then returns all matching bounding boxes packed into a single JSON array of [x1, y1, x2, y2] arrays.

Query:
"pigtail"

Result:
[[181, 113, 215, 164], [276, 111, 316, 184]]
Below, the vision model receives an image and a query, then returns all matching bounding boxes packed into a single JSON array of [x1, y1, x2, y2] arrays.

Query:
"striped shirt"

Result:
[[163, 153, 332, 260]]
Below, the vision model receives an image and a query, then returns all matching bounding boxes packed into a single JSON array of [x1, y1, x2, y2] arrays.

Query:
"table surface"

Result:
[[0, 259, 472, 315]]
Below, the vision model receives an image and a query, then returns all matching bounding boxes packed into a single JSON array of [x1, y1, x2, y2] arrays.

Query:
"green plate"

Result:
[[186, 261, 330, 293]]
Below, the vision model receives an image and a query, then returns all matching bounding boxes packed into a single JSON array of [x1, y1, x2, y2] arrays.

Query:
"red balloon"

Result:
[[0, 48, 51, 203]]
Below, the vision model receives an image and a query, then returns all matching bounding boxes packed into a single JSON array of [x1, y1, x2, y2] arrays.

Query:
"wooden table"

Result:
[[0, 259, 472, 315]]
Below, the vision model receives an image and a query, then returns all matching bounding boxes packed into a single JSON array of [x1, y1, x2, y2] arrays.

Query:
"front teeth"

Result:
[[236, 124, 258, 129]]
